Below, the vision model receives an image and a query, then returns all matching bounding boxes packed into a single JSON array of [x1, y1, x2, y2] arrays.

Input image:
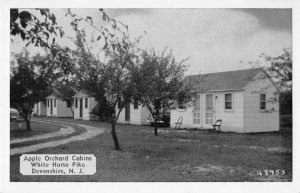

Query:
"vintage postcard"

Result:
[[1, 0, 299, 193]]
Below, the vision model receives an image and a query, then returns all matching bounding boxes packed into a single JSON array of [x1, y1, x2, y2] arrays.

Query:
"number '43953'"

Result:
[[256, 169, 285, 176]]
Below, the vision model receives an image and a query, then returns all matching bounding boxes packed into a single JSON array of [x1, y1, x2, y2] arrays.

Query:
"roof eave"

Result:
[[195, 89, 245, 93], [241, 69, 279, 91]]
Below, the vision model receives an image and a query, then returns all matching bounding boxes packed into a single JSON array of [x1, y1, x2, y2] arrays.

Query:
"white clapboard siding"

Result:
[[38, 102, 47, 116], [171, 108, 195, 128], [243, 71, 279, 132], [74, 97, 98, 120], [46, 98, 72, 117], [116, 104, 127, 124], [171, 91, 244, 132], [213, 91, 244, 132], [88, 97, 99, 120], [116, 103, 151, 125], [56, 100, 73, 117], [73, 98, 83, 120], [73, 98, 79, 119], [170, 69, 280, 133], [33, 101, 47, 116], [140, 106, 151, 126], [82, 98, 90, 120], [46, 99, 57, 117]]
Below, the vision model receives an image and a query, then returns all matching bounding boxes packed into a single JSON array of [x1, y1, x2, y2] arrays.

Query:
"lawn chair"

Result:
[[212, 119, 222, 132], [175, 116, 183, 129]]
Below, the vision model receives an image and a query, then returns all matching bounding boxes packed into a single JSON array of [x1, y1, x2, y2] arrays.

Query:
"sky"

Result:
[[10, 8, 292, 75]]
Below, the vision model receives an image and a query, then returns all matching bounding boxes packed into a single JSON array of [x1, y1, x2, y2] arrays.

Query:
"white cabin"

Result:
[[116, 99, 151, 125], [73, 92, 99, 120], [171, 68, 279, 133], [45, 93, 73, 118], [33, 101, 47, 116]]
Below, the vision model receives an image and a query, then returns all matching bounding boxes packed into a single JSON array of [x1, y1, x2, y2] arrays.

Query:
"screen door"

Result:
[[193, 95, 201, 125], [125, 103, 130, 122], [205, 94, 214, 125]]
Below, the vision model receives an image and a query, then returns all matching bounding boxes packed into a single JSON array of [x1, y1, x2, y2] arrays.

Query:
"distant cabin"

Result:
[[33, 101, 47, 116], [171, 68, 279, 133], [116, 98, 151, 125], [45, 92, 73, 118], [73, 92, 99, 120]]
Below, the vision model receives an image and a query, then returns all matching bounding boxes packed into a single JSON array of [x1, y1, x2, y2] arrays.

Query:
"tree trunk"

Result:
[[111, 120, 120, 150], [25, 117, 31, 131], [70, 106, 74, 116], [154, 118, 158, 136]]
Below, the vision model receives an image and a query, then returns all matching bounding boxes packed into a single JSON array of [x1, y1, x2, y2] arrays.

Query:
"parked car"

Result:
[[10, 108, 20, 121], [146, 112, 170, 127]]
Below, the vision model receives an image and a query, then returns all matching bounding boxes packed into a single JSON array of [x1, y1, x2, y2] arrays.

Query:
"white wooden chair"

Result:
[[174, 116, 183, 129], [212, 119, 222, 132]]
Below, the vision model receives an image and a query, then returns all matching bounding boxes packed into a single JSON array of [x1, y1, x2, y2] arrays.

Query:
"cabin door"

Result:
[[205, 94, 214, 126], [50, 100, 53, 115], [79, 99, 83, 118], [193, 95, 201, 126], [37, 103, 39, 115], [125, 103, 130, 122]]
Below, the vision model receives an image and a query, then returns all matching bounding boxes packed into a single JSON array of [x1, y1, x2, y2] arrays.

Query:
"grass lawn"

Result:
[[10, 120, 61, 140], [10, 117, 292, 182], [10, 119, 86, 149]]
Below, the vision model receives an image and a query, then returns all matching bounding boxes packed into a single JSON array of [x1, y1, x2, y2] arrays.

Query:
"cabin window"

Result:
[[193, 95, 201, 124], [225, 93, 232, 110], [85, 98, 88, 108], [178, 95, 185, 109], [54, 99, 56, 107], [134, 99, 139, 109], [260, 94, 266, 110], [154, 98, 161, 109], [66, 100, 72, 108], [75, 99, 78, 108], [117, 96, 122, 109]]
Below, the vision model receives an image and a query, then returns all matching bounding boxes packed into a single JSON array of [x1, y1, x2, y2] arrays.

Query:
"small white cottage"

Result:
[[171, 68, 279, 133], [45, 91, 73, 118], [33, 101, 47, 116], [116, 98, 151, 125], [73, 92, 99, 120]]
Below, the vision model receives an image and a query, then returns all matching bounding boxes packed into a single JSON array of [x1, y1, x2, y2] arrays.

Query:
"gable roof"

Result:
[[90, 103, 100, 115], [73, 91, 88, 98], [185, 68, 263, 92], [45, 89, 64, 99], [72, 91, 95, 98]]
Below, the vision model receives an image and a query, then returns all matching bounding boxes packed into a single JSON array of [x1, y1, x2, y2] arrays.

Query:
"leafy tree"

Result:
[[70, 31, 138, 150], [54, 79, 77, 115], [10, 8, 129, 127], [100, 43, 138, 150], [10, 9, 64, 49], [261, 48, 292, 115], [131, 49, 194, 135], [66, 8, 129, 50], [10, 51, 61, 130], [10, 8, 127, 55], [68, 32, 110, 120], [261, 48, 292, 92]]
